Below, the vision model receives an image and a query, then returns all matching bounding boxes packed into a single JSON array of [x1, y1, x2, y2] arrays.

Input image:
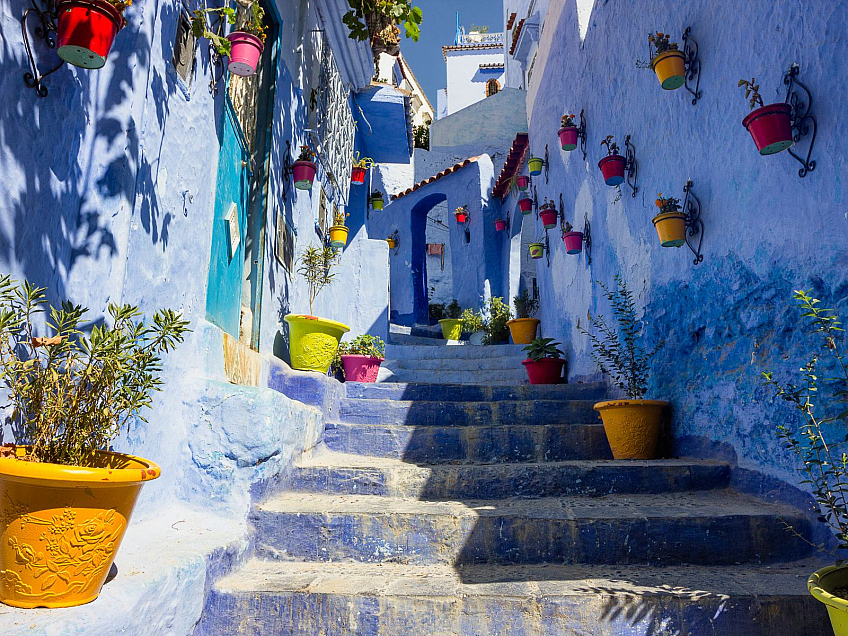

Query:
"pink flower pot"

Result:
[[562, 231, 583, 254], [341, 355, 383, 383], [540, 209, 558, 229], [522, 358, 565, 384], [292, 160, 317, 190], [518, 198, 533, 214], [494, 219, 506, 231], [227, 32, 264, 77], [598, 154, 627, 186], [559, 126, 579, 151], [742, 103, 794, 155], [516, 175, 530, 191], [351, 166, 367, 185]]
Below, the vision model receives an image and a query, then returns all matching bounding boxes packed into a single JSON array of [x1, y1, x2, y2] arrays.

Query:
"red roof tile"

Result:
[[391, 157, 481, 201], [506, 12, 517, 30], [492, 133, 530, 201], [510, 19, 525, 56]]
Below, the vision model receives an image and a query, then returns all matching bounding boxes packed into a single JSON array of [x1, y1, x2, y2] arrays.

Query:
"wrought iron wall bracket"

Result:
[[282, 140, 293, 201], [577, 109, 588, 160], [682, 179, 704, 264], [681, 27, 701, 105], [544, 144, 550, 184], [207, 14, 229, 96], [624, 135, 638, 197], [583, 213, 592, 266], [22, 0, 64, 97], [783, 63, 817, 178]]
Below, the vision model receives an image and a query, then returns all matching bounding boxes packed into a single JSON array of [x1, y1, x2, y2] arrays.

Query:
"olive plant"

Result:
[[296, 244, 339, 316]]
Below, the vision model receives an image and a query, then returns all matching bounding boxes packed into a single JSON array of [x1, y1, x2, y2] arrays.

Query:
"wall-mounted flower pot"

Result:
[[562, 231, 584, 254], [386, 237, 397, 250], [516, 175, 530, 191], [371, 196, 384, 210], [455, 211, 468, 223], [651, 49, 686, 90], [507, 318, 540, 345], [527, 157, 544, 176], [809, 565, 848, 636], [518, 198, 533, 215], [598, 154, 626, 186], [522, 358, 564, 384], [226, 32, 264, 77], [594, 400, 667, 459], [351, 166, 367, 185], [529, 243, 545, 259], [494, 219, 506, 232], [539, 209, 558, 229], [438, 318, 463, 340], [742, 103, 794, 155], [56, 0, 124, 69], [341, 355, 383, 383], [328, 225, 349, 248], [292, 160, 317, 190], [652, 211, 687, 247], [284, 314, 350, 373], [558, 126, 579, 151]]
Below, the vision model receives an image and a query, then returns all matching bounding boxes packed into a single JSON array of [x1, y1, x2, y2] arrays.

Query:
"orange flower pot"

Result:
[[651, 49, 686, 90], [506, 318, 540, 345], [594, 400, 667, 459], [652, 211, 687, 248]]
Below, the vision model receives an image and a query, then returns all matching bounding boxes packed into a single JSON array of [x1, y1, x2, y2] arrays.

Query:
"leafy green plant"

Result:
[[297, 245, 339, 315], [192, 3, 266, 57], [524, 337, 564, 362], [482, 297, 511, 345], [353, 152, 374, 170], [738, 78, 764, 110], [342, 0, 424, 43], [445, 299, 462, 320], [578, 275, 662, 399], [600, 135, 620, 156], [513, 289, 539, 319], [370, 190, 384, 201], [762, 290, 848, 552], [413, 123, 430, 150], [460, 308, 483, 334], [338, 334, 386, 359], [654, 193, 681, 214], [0, 277, 189, 466]]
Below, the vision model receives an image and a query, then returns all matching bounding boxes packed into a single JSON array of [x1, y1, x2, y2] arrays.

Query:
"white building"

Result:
[[439, 24, 506, 118]]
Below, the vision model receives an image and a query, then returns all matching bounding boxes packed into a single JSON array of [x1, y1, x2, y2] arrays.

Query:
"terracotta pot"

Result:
[[494, 219, 506, 231], [341, 355, 383, 383], [507, 318, 540, 345], [540, 209, 558, 229], [529, 243, 545, 259], [518, 198, 533, 214], [351, 166, 367, 185], [598, 155, 626, 186], [742, 103, 794, 155], [226, 32, 264, 77], [562, 231, 583, 254], [652, 211, 687, 248], [522, 358, 564, 384], [558, 126, 579, 151], [594, 400, 667, 459], [651, 49, 686, 90], [56, 0, 124, 69], [292, 160, 317, 190], [516, 175, 530, 191]]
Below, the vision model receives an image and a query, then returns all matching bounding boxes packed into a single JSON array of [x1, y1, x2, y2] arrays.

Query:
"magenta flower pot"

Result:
[[518, 198, 533, 215], [226, 32, 263, 77], [351, 166, 367, 185], [516, 175, 530, 191], [598, 154, 626, 186], [559, 126, 579, 151], [455, 212, 468, 224], [562, 231, 583, 254], [540, 209, 558, 229], [522, 358, 565, 384], [292, 160, 317, 190], [341, 355, 383, 383], [494, 219, 506, 231], [742, 103, 794, 155]]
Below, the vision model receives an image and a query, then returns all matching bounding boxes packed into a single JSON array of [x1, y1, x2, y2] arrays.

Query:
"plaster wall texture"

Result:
[[517, 0, 848, 489], [423, 201, 453, 306], [444, 48, 507, 115]]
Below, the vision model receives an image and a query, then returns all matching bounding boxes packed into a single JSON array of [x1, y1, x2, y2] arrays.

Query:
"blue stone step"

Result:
[[252, 492, 811, 566], [385, 343, 528, 359], [323, 421, 613, 463], [198, 559, 831, 636], [345, 381, 608, 402]]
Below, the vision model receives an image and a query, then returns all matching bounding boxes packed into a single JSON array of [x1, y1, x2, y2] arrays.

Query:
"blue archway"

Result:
[[410, 192, 448, 325]]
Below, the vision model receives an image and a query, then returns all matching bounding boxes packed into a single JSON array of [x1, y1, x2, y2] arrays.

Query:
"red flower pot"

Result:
[[494, 219, 506, 231], [56, 0, 124, 69], [522, 358, 565, 385], [351, 166, 367, 185], [559, 126, 579, 151], [292, 160, 317, 190], [598, 155, 626, 186], [516, 175, 530, 191], [518, 198, 533, 214], [562, 231, 583, 254], [455, 212, 468, 224], [540, 209, 558, 229], [341, 355, 383, 383], [742, 103, 794, 155]]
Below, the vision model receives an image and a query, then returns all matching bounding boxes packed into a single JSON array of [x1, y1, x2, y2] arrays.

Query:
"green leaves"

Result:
[[513, 289, 539, 320], [343, 1, 423, 43], [524, 338, 564, 362], [297, 245, 340, 315]]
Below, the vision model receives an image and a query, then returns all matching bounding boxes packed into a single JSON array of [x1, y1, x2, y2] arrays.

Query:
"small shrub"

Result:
[[460, 308, 483, 334], [524, 337, 564, 362], [513, 289, 539, 319], [482, 297, 511, 345], [445, 299, 462, 319]]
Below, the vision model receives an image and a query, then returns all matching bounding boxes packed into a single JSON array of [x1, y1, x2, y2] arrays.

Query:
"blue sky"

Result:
[[400, 0, 504, 107]]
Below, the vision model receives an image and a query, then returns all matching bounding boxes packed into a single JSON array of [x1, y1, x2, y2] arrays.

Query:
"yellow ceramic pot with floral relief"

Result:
[[0, 447, 160, 608]]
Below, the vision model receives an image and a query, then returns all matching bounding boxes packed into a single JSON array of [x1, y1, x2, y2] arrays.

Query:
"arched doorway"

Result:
[[408, 193, 448, 325]]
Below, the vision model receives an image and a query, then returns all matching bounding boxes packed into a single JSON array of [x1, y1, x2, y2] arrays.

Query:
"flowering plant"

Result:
[[106, 0, 132, 14], [297, 144, 316, 163], [648, 31, 678, 54], [352, 152, 374, 169], [654, 193, 681, 214], [561, 113, 577, 127], [333, 209, 350, 226]]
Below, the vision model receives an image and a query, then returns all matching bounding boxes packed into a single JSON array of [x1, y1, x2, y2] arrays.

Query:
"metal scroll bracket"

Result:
[[624, 135, 638, 198], [544, 144, 550, 184], [583, 212, 592, 266], [577, 109, 588, 161], [681, 27, 701, 105], [682, 179, 704, 265], [783, 63, 817, 178], [22, 0, 64, 97], [282, 140, 293, 201]]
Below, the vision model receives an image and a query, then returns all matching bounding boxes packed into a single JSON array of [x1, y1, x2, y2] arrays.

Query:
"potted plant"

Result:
[[558, 113, 579, 151], [481, 297, 511, 345], [285, 245, 350, 373], [539, 198, 558, 230], [518, 196, 533, 215], [648, 32, 685, 90], [527, 154, 544, 177], [329, 209, 350, 249], [507, 289, 540, 345], [578, 276, 665, 459], [0, 277, 189, 608], [386, 235, 397, 250], [292, 145, 317, 191], [515, 175, 531, 192], [351, 153, 373, 185], [652, 193, 686, 247], [529, 241, 545, 260], [438, 299, 463, 340], [522, 338, 565, 384], [494, 218, 507, 232], [561, 221, 584, 254], [761, 291, 848, 635], [739, 78, 793, 155], [337, 335, 386, 383], [454, 205, 469, 224], [370, 190, 385, 210], [192, 3, 267, 77], [342, 0, 424, 50], [56, 0, 129, 69], [598, 136, 626, 186], [460, 308, 485, 345]]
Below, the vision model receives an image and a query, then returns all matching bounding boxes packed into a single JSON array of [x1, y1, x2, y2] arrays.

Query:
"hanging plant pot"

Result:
[[558, 126, 579, 151], [438, 318, 463, 340], [527, 157, 544, 176], [351, 166, 367, 185], [516, 175, 530, 191], [598, 154, 626, 186], [226, 32, 264, 77], [809, 565, 848, 636], [494, 219, 507, 232], [292, 160, 317, 190], [651, 49, 686, 90], [507, 318, 540, 345], [518, 198, 533, 215], [386, 237, 397, 251], [652, 211, 687, 248], [341, 355, 384, 383], [522, 358, 564, 384], [562, 231, 584, 254], [594, 400, 666, 459], [328, 225, 349, 249], [371, 196, 384, 210], [455, 210, 468, 224], [56, 0, 124, 69], [539, 209, 558, 229], [529, 243, 545, 259], [742, 103, 794, 155], [285, 314, 350, 373]]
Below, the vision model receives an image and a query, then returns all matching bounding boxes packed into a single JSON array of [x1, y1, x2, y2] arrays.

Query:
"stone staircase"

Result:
[[197, 344, 830, 635]]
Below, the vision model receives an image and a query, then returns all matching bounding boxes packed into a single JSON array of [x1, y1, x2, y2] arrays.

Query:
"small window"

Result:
[[172, 7, 196, 85], [275, 213, 295, 272], [486, 78, 500, 97]]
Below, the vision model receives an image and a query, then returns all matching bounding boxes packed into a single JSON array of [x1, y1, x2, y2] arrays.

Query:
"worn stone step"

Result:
[[338, 398, 598, 427], [252, 491, 811, 566], [386, 357, 528, 372], [387, 333, 464, 346], [290, 451, 731, 498], [345, 381, 608, 402], [323, 421, 613, 463], [379, 366, 530, 385], [198, 558, 831, 636], [385, 343, 528, 359]]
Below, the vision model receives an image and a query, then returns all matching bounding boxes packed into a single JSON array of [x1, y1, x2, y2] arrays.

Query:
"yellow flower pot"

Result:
[[651, 49, 686, 90], [0, 448, 160, 608], [652, 211, 687, 248], [328, 225, 349, 249], [594, 400, 667, 459], [386, 238, 397, 250], [438, 318, 463, 341], [284, 314, 350, 373], [506, 318, 540, 345], [809, 565, 848, 635]]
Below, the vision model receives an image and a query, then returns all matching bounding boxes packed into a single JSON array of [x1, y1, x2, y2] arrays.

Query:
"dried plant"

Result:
[[600, 135, 620, 156], [738, 78, 764, 110], [648, 31, 678, 54], [296, 245, 339, 315]]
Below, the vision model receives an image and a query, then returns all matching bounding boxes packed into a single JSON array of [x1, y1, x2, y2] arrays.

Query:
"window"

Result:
[[486, 78, 501, 97], [275, 216, 295, 273], [172, 6, 196, 86]]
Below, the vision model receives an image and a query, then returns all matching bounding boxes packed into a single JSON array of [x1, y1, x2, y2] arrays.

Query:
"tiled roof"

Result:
[[391, 157, 480, 201], [442, 43, 503, 61], [510, 19, 525, 56], [506, 12, 517, 30], [492, 133, 530, 201]]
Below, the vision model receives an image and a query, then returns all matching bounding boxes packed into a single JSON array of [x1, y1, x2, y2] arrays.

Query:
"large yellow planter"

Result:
[[651, 49, 686, 90], [809, 565, 848, 635], [328, 225, 349, 249], [652, 211, 687, 248], [438, 318, 463, 341], [507, 318, 540, 345], [0, 448, 160, 608], [285, 314, 350, 373], [594, 400, 667, 459]]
